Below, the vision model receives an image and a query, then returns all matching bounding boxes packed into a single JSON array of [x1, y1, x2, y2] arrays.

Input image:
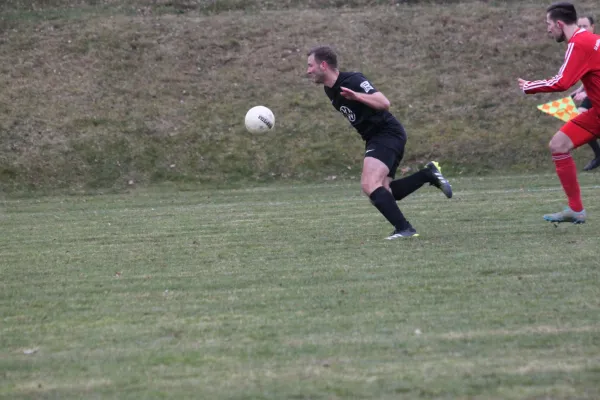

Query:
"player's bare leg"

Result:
[[544, 131, 587, 224], [362, 157, 418, 239]]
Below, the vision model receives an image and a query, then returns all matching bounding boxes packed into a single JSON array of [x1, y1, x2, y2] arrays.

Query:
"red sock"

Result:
[[552, 153, 583, 212]]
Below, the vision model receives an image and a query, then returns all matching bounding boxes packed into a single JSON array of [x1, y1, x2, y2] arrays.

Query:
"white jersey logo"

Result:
[[360, 81, 375, 93], [339, 106, 356, 122]]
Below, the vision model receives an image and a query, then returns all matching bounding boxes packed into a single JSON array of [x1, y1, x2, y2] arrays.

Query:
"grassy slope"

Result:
[[0, 0, 598, 190], [1, 174, 600, 399]]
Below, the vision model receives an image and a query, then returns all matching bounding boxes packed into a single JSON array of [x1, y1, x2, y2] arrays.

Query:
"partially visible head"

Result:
[[306, 46, 338, 84], [577, 15, 595, 33], [546, 2, 578, 42]]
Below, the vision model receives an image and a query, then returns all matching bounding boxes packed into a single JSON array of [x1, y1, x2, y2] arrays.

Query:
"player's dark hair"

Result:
[[307, 46, 338, 69], [547, 2, 578, 24]]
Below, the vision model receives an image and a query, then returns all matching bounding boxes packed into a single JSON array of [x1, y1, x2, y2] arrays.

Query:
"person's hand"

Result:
[[340, 87, 360, 101], [570, 86, 584, 97], [518, 78, 527, 91], [574, 91, 587, 102]]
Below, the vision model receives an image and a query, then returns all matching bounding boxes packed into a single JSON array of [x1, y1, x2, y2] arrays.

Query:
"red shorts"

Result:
[[562, 107, 600, 148]]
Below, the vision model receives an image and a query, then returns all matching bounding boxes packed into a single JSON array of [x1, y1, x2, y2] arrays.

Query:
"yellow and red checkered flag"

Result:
[[537, 96, 579, 122]]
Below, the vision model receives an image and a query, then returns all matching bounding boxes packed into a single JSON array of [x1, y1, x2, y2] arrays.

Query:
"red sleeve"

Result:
[[523, 42, 589, 94]]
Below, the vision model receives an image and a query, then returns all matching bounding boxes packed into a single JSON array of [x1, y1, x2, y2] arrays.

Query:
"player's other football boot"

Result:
[[386, 226, 419, 240], [583, 157, 600, 171], [425, 161, 453, 199], [543, 207, 586, 224]]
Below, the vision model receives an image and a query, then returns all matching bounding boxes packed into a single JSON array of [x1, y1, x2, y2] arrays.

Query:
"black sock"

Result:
[[589, 140, 600, 157], [369, 186, 410, 230], [389, 169, 432, 201]]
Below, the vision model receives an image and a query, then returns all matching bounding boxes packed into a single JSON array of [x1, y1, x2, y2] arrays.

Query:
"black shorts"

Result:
[[580, 97, 592, 111], [364, 131, 406, 179]]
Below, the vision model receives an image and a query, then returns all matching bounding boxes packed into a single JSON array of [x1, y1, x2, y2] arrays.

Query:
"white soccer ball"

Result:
[[245, 106, 275, 133]]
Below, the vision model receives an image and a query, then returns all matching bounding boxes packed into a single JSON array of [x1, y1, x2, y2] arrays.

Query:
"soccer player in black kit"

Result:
[[306, 46, 452, 239]]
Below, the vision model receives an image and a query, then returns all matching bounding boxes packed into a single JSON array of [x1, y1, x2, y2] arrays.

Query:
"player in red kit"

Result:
[[519, 2, 600, 224]]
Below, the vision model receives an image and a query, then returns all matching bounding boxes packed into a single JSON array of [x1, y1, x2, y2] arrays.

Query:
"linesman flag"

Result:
[[537, 96, 579, 122]]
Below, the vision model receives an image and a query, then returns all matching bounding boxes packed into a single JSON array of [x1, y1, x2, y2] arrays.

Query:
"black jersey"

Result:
[[324, 72, 403, 140]]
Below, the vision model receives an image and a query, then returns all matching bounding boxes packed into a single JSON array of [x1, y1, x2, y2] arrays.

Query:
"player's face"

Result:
[[306, 54, 326, 84], [546, 14, 566, 43], [577, 17, 594, 33]]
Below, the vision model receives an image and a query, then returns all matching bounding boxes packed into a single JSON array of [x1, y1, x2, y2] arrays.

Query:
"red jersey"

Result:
[[523, 29, 600, 109]]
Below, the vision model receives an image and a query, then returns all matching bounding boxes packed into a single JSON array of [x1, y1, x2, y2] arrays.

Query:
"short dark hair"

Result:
[[307, 46, 338, 69], [547, 2, 578, 24]]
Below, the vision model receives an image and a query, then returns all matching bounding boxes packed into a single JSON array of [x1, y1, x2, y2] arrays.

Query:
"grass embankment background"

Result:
[[0, 0, 597, 191]]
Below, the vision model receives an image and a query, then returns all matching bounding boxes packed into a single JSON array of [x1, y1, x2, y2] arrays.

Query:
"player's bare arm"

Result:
[[340, 87, 390, 110]]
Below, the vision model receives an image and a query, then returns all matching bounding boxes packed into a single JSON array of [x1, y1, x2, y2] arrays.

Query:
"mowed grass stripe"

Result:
[[1, 175, 600, 399]]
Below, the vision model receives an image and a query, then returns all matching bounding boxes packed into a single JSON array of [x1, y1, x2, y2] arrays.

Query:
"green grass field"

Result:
[[1, 173, 600, 399]]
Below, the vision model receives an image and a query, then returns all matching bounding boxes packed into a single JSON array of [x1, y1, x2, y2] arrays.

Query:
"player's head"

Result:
[[306, 46, 338, 84], [546, 2, 578, 42], [577, 15, 595, 33]]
